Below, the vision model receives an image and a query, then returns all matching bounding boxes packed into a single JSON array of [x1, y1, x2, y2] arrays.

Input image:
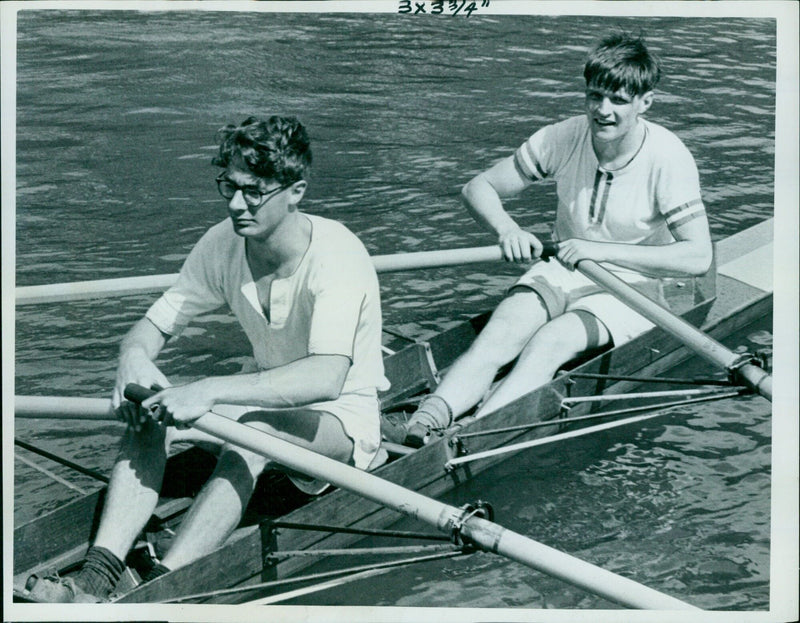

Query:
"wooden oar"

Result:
[[14, 246, 512, 305], [15, 395, 113, 420], [120, 383, 697, 610], [574, 259, 772, 401]]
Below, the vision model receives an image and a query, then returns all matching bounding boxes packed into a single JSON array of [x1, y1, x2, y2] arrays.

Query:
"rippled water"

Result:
[[11, 8, 777, 613]]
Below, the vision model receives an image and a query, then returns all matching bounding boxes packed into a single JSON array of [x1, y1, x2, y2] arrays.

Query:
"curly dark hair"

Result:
[[584, 33, 661, 96], [212, 115, 312, 185]]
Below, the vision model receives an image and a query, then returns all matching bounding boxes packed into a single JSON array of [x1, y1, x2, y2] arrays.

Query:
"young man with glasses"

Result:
[[402, 33, 713, 446], [25, 115, 388, 602]]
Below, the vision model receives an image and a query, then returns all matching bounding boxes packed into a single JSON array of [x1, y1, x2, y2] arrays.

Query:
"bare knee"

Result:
[[219, 443, 270, 480], [324, 439, 354, 465], [120, 419, 167, 459], [526, 323, 573, 355], [519, 312, 611, 369], [469, 291, 548, 367]]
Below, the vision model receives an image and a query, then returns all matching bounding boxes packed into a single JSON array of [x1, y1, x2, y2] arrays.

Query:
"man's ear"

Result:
[[637, 91, 654, 114], [287, 180, 307, 209]]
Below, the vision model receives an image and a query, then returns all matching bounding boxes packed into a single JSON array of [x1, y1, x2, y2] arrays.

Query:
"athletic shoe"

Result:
[[23, 572, 104, 603]]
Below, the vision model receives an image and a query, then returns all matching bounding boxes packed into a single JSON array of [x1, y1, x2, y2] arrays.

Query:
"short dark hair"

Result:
[[584, 33, 661, 96], [212, 115, 312, 185]]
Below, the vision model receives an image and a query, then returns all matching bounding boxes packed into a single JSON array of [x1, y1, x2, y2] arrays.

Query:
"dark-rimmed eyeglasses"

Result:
[[216, 175, 290, 208]]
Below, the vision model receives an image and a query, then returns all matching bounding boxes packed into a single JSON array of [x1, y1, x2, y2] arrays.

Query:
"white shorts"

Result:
[[208, 398, 380, 496], [512, 259, 667, 346]]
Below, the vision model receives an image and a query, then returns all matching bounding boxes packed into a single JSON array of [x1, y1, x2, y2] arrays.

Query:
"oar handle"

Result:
[[124, 383, 158, 405], [540, 241, 559, 260]]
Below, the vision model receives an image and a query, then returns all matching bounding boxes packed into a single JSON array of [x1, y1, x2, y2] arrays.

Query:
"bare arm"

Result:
[[113, 317, 171, 407], [142, 354, 352, 425], [462, 156, 544, 262], [111, 317, 173, 430], [557, 214, 713, 277]]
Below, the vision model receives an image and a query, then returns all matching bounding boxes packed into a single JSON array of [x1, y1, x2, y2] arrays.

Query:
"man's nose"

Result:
[[228, 190, 248, 212], [595, 96, 612, 115]]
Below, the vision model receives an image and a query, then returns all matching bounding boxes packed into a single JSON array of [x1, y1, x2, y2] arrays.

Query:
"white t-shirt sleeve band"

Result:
[[663, 199, 706, 229]]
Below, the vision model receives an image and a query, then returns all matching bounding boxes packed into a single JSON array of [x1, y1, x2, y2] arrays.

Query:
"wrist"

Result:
[[196, 377, 221, 408], [496, 223, 523, 238]]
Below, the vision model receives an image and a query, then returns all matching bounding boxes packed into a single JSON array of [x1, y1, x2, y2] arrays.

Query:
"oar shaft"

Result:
[[15, 246, 505, 305], [372, 246, 501, 272], [123, 384, 696, 610], [16, 273, 179, 306], [577, 260, 772, 401], [15, 396, 114, 420]]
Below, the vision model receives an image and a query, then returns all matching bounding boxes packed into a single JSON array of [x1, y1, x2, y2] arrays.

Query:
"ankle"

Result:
[[76, 546, 126, 599], [409, 395, 453, 430]]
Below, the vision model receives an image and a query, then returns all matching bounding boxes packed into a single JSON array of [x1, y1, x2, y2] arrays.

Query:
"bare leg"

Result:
[[434, 289, 549, 417], [476, 310, 611, 416], [160, 410, 353, 570], [91, 422, 220, 562], [90, 421, 168, 561]]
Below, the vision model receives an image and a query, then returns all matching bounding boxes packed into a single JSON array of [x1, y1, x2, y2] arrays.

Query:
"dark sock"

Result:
[[407, 395, 453, 431], [75, 546, 126, 598], [142, 562, 171, 583]]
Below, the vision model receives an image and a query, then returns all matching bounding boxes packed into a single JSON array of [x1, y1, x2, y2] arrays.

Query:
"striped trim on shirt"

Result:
[[514, 141, 547, 181], [590, 169, 614, 223], [663, 199, 705, 230]]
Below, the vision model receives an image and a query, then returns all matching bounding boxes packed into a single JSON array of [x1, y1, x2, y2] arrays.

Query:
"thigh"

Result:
[[512, 258, 600, 319], [235, 408, 354, 465], [528, 309, 612, 355], [471, 289, 549, 362], [568, 292, 655, 347]]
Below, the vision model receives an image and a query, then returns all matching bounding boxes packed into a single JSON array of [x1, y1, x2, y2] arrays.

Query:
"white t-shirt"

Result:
[[514, 115, 706, 274], [146, 213, 388, 468]]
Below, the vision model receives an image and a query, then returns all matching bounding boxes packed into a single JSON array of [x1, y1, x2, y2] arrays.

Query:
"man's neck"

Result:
[[246, 213, 311, 281]]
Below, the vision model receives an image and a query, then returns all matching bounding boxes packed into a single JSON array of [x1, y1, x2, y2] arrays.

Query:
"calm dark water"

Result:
[[12, 9, 775, 611]]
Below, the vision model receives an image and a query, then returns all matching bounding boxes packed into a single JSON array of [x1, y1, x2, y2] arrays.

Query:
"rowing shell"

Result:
[[12, 218, 773, 605]]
